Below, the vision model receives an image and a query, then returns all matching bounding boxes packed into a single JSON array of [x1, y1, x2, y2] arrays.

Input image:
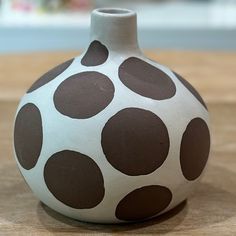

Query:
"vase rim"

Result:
[[93, 8, 136, 18]]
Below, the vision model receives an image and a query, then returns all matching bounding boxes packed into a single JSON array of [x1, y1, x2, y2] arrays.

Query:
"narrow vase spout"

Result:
[[90, 8, 140, 52]]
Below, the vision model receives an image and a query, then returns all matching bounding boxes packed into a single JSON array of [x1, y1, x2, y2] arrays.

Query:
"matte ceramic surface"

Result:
[[13, 8, 211, 224]]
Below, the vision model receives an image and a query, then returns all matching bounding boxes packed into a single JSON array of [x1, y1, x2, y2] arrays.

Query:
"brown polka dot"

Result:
[[27, 59, 74, 93], [174, 72, 208, 110], [54, 72, 114, 119], [81, 41, 109, 66], [102, 108, 169, 176], [116, 185, 172, 221], [14, 103, 43, 170], [44, 150, 105, 209], [180, 118, 210, 181], [119, 57, 176, 100]]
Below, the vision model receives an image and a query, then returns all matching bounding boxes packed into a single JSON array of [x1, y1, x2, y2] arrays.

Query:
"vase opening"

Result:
[[96, 8, 134, 16]]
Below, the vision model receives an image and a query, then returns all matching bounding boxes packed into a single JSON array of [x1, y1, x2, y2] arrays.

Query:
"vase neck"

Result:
[[90, 8, 140, 52]]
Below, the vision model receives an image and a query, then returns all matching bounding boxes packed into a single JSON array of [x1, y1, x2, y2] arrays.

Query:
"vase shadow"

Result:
[[37, 200, 187, 234]]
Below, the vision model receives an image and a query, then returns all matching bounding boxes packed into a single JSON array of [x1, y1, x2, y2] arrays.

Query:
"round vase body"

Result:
[[13, 8, 211, 224]]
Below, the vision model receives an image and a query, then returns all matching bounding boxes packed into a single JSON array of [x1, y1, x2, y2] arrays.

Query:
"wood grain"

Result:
[[0, 51, 236, 235], [1, 51, 236, 103]]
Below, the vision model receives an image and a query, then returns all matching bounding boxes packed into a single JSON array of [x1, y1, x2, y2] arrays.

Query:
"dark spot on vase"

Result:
[[53, 71, 114, 119], [102, 108, 169, 176], [180, 118, 210, 181], [119, 57, 176, 100], [27, 59, 74, 93], [81, 41, 109, 66], [174, 72, 208, 110], [44, 150, 105, 209], [14, 103, 43, 170], [116, 185, 172, 221]]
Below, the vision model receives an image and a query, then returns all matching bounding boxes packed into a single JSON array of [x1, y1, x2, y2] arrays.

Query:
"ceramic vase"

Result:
[[13, 8, 211, 223]]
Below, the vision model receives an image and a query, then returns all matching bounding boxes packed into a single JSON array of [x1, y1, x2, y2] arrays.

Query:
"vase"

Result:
[[13, 8, 211, 224]]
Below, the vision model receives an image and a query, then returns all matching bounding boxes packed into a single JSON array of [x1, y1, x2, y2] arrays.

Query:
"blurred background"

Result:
[[0, 0, 236, 53]]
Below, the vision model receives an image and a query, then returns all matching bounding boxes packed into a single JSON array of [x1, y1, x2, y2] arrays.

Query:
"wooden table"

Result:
[[0, 51, 236, 235]]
